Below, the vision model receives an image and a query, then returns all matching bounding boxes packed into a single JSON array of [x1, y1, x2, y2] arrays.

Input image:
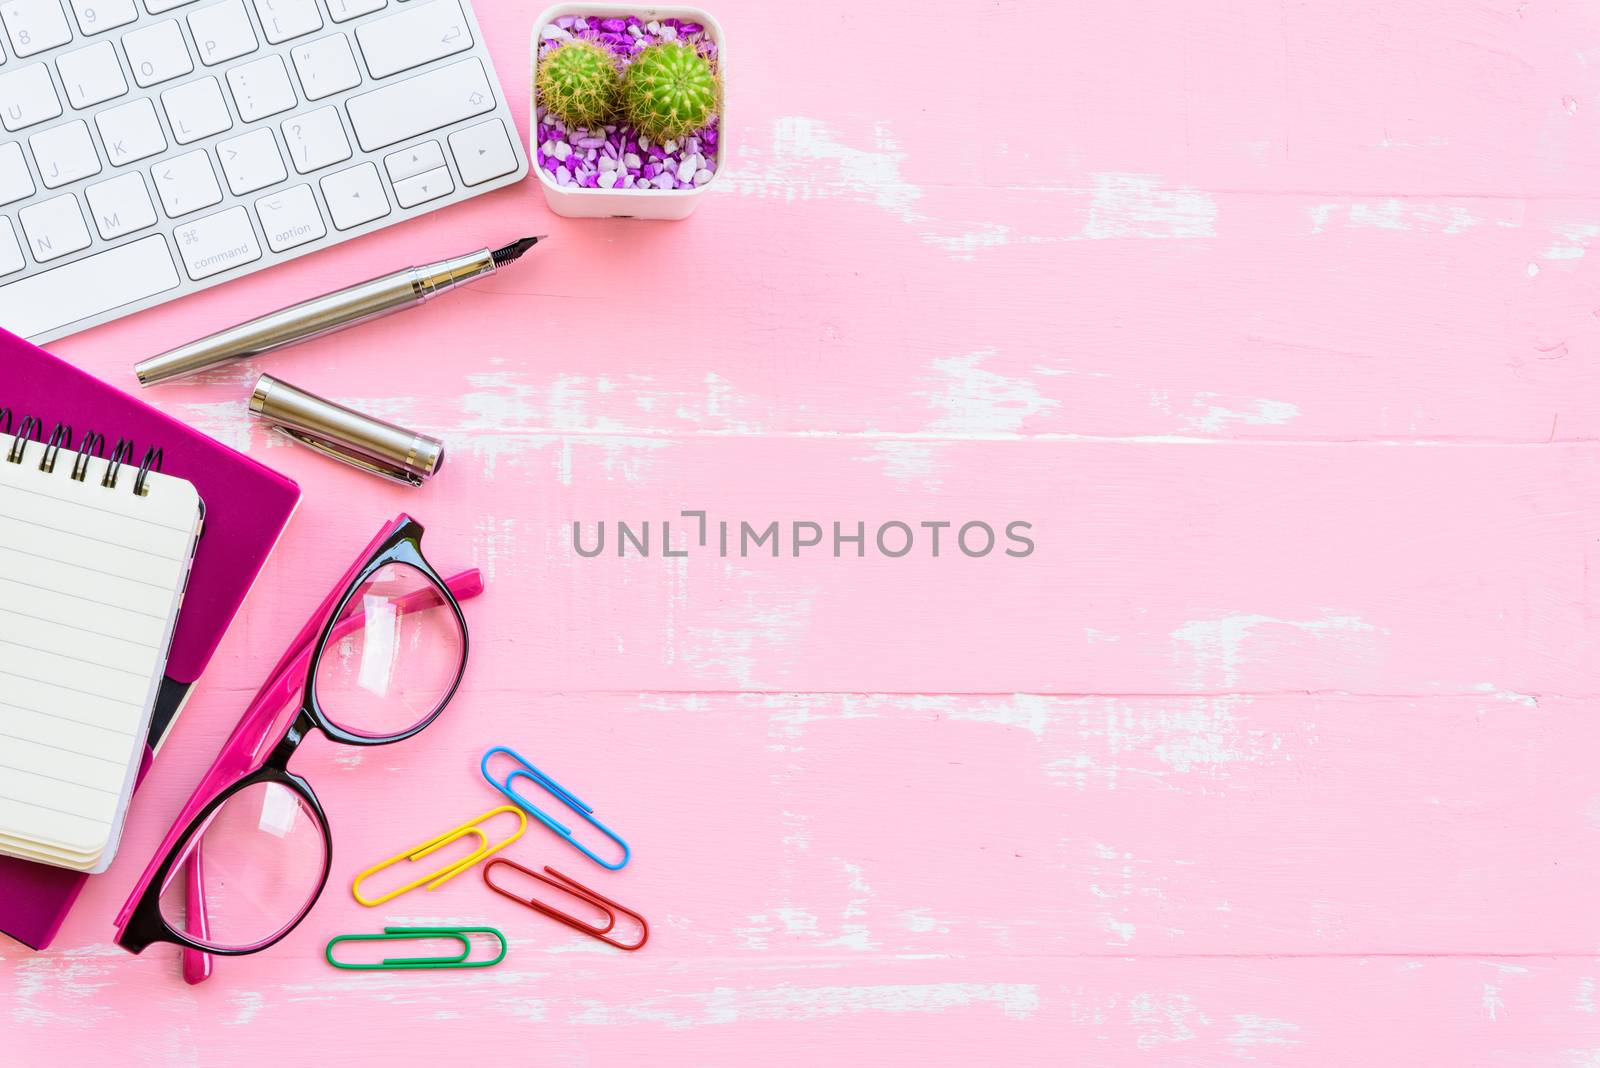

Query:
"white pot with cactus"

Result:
[[531, 4, 726, 220]]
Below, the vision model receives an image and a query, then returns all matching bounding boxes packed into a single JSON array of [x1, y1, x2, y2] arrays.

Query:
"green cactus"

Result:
[[537, 40, 622, 129], [622, 41, 720, 142]]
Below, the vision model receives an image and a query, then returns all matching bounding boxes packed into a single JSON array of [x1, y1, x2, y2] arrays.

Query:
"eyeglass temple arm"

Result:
[[180, 566, 484, 984]]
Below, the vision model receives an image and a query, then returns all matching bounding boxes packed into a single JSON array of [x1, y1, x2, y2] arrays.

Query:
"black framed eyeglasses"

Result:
[[114, 515, 481, 967]]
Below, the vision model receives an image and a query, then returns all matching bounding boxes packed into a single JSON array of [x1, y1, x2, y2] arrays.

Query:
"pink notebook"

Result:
[[0, 327, 299, 950]]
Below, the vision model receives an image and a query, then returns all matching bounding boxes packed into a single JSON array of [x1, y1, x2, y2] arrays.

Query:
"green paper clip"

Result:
[[325, 926, 507, 970]]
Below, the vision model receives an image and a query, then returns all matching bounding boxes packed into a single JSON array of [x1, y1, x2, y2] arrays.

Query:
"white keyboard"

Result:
[[0, 0, 527, 344]]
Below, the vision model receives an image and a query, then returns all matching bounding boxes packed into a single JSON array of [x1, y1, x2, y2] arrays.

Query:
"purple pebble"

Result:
[[578, 137, 606, 151], [599, 17, 625, 31], [681, 21, 703, 33], [642, 163, 660, 179]]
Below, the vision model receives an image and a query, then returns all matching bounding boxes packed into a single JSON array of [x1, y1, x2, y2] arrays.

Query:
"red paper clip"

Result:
[[482, 858, 649, 951]]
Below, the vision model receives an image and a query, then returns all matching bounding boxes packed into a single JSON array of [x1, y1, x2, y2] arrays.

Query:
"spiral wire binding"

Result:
[[1, 415, 164, 496], [40, 424, 71, 474], [72, 431, 104, 483]]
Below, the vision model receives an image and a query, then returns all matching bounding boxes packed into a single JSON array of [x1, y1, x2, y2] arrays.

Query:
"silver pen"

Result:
[[134, 236, 544, 386]]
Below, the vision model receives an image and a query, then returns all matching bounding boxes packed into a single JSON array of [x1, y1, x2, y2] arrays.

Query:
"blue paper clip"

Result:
[[480, 746, 631, 870]]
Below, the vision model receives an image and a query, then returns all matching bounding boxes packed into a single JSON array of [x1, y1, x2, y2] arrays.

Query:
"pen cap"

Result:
[[249, 374, 445, 485]]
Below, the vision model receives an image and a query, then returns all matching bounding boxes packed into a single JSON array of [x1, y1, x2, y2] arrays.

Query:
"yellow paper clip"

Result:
[[352, 805, 527, 907]]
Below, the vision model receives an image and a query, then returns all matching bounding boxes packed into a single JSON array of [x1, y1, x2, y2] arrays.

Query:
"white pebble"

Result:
[[687, 137, 701, 154], [623, 152, 642, 169], [659, 25, 677, 40], [628, 23, 642, 36], [539, 140, 556, 156], [552, 141, 571, 160], [676, 157, 696, 182], [636, 177, 651, 189], [541, 24, 571, 40], [572, 17, 587, 30], [646, 20, 660, 33], [693, 168, 713, 185], [656, 174, 676, 189], [639, 136, 651, 151], [585, 148, 597, 161], [623, 174, 636, 187], [663, 139, 678, 153], [599, 156, 618, 171], [598, 171, 619, 188], [556, 169, 573, 186]]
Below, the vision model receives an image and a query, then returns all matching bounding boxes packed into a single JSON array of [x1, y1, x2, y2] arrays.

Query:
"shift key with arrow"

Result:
[[345, 58, 496, 153]]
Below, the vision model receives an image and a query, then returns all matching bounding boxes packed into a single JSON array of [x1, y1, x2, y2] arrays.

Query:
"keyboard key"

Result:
[[124, 20, 194, 87], [20, 194, 91, 262], [256, 182, 324, 251], [152, 149, 222, 216], [292, 33, 360, 100], [30, 121, 102, 189], [383, 139, 444, 182], [57, 41, 130, 109], [0, 234, 180, 338], [187, 0, 258, 66], [0, 143, 37, 206], [174, 205, 260, 278], [449, 119, 517, 186], [1, 0, 73, 58], [281, 105, 350, 173], [162, 76, 233, 143], [217, 126, 285, 194], [251, 0, 320, 45], [345, 58, 493, 152], [226, 54, 296, 121], [97, 98, 168, 165], [0, 219, 24, 276], [393, 165, 451, 208], [355, 0, 471, 79], [145, 0, 200, 10], [68, 0, 139, 35], [327, 0, 383, 22], [85, 171, 157, 239], [0, 63, 63, 132], [319, 160, 387, 229]]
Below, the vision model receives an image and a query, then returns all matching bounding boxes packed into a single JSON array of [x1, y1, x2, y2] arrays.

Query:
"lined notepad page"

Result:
[[0, 433, 201, 872]]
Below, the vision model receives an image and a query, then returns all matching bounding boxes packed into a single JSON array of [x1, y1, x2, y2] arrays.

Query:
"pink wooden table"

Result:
[[6, 0, 1600, 1061]]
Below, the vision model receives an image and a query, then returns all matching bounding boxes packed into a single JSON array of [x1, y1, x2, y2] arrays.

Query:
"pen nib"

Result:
[[491, 236, 545, 267]]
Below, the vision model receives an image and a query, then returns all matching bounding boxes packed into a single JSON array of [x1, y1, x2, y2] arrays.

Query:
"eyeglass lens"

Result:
[[157, 781, 327, 951], [313, 562, 465, 740]]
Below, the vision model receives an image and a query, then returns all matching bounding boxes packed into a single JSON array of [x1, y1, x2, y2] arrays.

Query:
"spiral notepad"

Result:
[[0, 416, 202, 873]]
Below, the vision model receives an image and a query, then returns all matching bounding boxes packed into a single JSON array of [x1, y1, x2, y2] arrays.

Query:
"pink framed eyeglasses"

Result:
[[114, 514, 483, 981]]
